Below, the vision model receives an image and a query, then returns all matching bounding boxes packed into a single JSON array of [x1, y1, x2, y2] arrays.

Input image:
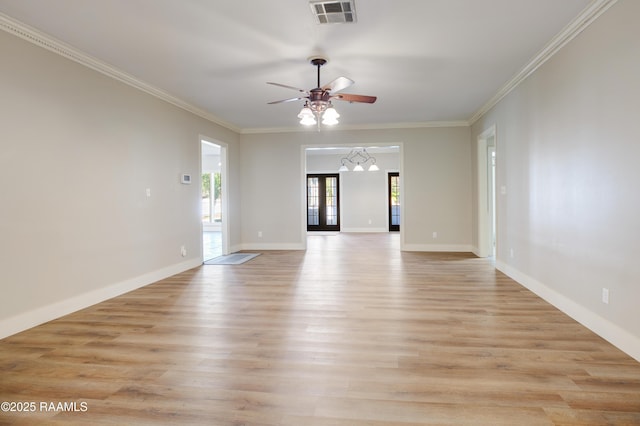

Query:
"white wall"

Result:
[[0, 12, 472, 339], [402, 128, 472, 251], [471, 0, 640, 360], [237, 133, 304, 249], [239, 127, 471, 251], [306, 152, 399, 232], [0, 30, 239, 337]]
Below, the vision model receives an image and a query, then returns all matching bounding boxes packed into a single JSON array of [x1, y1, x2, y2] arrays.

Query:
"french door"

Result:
[[388, 172, 400, 232], [307, 174, 340, 231]]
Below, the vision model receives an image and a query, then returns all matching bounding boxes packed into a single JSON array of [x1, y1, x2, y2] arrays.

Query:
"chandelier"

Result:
[[338, 148, 379, 172]]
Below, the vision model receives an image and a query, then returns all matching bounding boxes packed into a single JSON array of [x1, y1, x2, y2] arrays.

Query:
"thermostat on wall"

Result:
[[181, 174, 192, 184]]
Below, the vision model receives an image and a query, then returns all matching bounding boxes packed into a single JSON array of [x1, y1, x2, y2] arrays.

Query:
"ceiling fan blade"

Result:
[[322, 76, 354, 93], [332, 93, 377, 104], [268, 97, 306, 104], [267, 82, 308, 94]]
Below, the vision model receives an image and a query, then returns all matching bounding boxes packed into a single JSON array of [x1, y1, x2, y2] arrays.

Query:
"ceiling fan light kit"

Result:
[[267, 56, 376, 129]]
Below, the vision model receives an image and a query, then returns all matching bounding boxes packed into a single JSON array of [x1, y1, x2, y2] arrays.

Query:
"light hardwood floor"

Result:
[[1, 233, 639, 425]]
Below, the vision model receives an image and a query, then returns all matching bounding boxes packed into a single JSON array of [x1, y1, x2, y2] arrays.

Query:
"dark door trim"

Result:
[[307, 174, 340, 232], [388, 172, 400, 232]]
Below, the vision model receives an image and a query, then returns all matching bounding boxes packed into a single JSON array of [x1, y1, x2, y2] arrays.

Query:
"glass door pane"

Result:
[[307, 174, 340, 231], [202, 173, 212, 223], [212, 172, 222, 223], [307, 177, 319, 226], [325, 177, 338, 226], [389, 173, 400, 231]]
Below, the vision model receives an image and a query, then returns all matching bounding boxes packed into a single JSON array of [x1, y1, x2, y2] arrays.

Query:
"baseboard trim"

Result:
[[0, 258, 202, 340], [402, 243, 473, 252], [496, 260, 640, 362], [340, 228, 388, 233], [238, 243, 305, 251]]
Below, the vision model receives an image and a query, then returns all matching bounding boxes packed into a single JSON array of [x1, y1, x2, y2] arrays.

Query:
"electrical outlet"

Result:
[[180, 245, 187, 257], [509, 248, 514, 258], [602, 288, 609, 304], [432, 231, 437, 239], [258, 231, 263, 238], [146, 188, 151, 197]]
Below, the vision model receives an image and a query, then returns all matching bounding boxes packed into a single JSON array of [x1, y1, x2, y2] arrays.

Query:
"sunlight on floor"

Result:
[[203, 231, 221, 261]]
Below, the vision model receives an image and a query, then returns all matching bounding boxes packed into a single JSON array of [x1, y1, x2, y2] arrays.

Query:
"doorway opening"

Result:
[[201, 139, 228, 261], [303, 145, 402, 243], [476, 126, 496, 258], [488, 146, 496, 256]]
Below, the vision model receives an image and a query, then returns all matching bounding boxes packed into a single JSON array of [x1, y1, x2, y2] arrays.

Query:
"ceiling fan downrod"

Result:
[[310, 57, 327, 89]]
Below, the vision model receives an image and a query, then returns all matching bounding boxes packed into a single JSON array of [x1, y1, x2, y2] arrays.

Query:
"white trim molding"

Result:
[[241, 120, 470, 135], [0, 12, 467, 135], [0, 258, 202, 340], [475, 125, 497, 258], [497, 260, 640, 363], [402, 244, 473, 253], [469, 0, 618, 124], [0, 13, 241, 133], [341, 227, 388, 233], [1, 1, 618, 134], [238, 243, 306, 251]]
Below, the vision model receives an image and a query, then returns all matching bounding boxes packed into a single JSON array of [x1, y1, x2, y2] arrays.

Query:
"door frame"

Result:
[[475, 125, 496, 258], [301, 143, 405, 249], [200, 136, 230, 259], [388, 172, 400, 232], [306, 173, 341, 232]]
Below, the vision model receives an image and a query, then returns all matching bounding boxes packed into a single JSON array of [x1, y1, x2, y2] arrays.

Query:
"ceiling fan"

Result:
[[267, 57, 377, 127]]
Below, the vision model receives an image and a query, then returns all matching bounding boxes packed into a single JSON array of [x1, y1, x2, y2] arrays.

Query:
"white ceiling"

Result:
[[0, 0, 593, 132]]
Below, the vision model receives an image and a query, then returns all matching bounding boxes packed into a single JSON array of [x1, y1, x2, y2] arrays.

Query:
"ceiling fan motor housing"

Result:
[[309, 88, 331, 102]]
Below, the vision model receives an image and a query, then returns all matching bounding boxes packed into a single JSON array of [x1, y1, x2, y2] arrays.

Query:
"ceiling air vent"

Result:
[[310, 1, 357, 24]]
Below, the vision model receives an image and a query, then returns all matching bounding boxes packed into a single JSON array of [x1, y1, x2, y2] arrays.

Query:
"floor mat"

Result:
[[204, 253, 260, 265]]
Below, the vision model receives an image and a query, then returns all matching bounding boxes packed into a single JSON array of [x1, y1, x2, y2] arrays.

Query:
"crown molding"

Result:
[[468, 0, 618, 125], [1, 13, 464, 135], [3, 0, 616, 135], [240, 120, 470, 134], [0, 13, 241, 134]]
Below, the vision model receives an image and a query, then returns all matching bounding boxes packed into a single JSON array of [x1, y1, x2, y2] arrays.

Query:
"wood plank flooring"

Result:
[[1, 233, 639, 425]]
